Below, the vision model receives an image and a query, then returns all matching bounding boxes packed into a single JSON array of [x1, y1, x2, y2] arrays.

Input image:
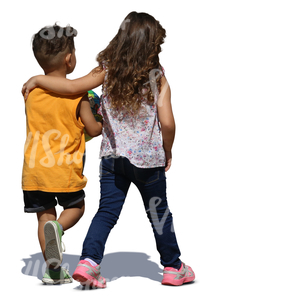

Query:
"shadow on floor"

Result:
[[21, 251, 163, 283]]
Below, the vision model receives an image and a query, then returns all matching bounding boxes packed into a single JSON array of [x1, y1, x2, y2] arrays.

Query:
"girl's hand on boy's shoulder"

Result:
[[22, 76, 39, 100]]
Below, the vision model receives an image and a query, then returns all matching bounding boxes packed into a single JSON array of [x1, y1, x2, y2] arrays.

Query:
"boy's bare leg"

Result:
[[36, 207, 57, 264], [37, 201, 84, 268], [57, 200, 85, 231], [35, 201, 84, 269]]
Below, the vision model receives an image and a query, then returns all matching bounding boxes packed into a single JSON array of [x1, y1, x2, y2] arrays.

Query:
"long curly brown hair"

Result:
[[96, 12, 166, 115]]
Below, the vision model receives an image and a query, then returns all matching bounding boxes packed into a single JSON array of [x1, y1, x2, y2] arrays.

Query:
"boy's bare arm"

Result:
[[79, 95, 102, 137]]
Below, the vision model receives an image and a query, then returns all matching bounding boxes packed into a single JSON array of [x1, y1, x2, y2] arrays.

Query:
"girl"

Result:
[[22, 11, 195, 288]]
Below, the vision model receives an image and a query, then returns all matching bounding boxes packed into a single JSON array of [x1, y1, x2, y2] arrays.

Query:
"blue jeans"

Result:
[[80, 156, 182, 269]]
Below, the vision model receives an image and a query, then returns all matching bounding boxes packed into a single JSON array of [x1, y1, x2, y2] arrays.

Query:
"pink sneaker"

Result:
[[72, 260, 106, 288], [161, 263, 195, 286]]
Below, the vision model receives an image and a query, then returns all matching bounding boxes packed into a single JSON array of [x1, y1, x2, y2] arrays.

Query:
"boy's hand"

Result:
[[22, 76, 39, 100], [165, 150, 172, 172]]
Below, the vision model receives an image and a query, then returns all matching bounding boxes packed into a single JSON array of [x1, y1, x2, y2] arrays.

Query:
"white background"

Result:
[[1, 0, 300, 299]]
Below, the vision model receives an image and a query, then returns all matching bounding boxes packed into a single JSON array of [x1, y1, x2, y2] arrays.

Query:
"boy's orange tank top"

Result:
[[22, 88, 87, 192]]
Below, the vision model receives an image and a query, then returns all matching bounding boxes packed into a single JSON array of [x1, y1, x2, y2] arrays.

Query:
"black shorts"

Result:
[[23, 190, 85, 213]]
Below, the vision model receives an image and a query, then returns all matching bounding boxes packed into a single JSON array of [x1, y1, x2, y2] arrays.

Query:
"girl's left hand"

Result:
[[165, 150, 172, 172], [22, 76, 39, 100]]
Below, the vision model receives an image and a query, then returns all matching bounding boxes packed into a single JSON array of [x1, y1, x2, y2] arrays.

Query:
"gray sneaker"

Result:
[[44, 221, 65, 268]]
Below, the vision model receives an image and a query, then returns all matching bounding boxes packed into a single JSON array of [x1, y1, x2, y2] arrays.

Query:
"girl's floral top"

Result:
[[97, 64, 166, 168]]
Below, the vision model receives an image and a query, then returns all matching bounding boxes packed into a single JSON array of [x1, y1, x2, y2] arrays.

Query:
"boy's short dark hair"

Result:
[[32, 24, 77, 72]]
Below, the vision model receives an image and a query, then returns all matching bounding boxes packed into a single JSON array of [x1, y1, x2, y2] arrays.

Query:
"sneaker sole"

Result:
[[44, 222, 62, 268], [161, 275, 195, 286], [42, 277, 73, 285]]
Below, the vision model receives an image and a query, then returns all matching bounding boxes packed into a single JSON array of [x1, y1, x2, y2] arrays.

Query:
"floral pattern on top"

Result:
[[97, 64, 166, 168]]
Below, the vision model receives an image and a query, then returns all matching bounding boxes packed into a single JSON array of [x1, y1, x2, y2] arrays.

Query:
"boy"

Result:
[[22, 24, 102, 284]]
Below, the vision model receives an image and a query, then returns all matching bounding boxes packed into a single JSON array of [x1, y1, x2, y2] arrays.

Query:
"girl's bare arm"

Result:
[[22, 68, 105, 99], [157, 76, 175, 171]]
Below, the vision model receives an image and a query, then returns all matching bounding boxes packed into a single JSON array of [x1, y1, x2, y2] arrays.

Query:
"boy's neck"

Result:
[[44, 69, 67, 78]]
